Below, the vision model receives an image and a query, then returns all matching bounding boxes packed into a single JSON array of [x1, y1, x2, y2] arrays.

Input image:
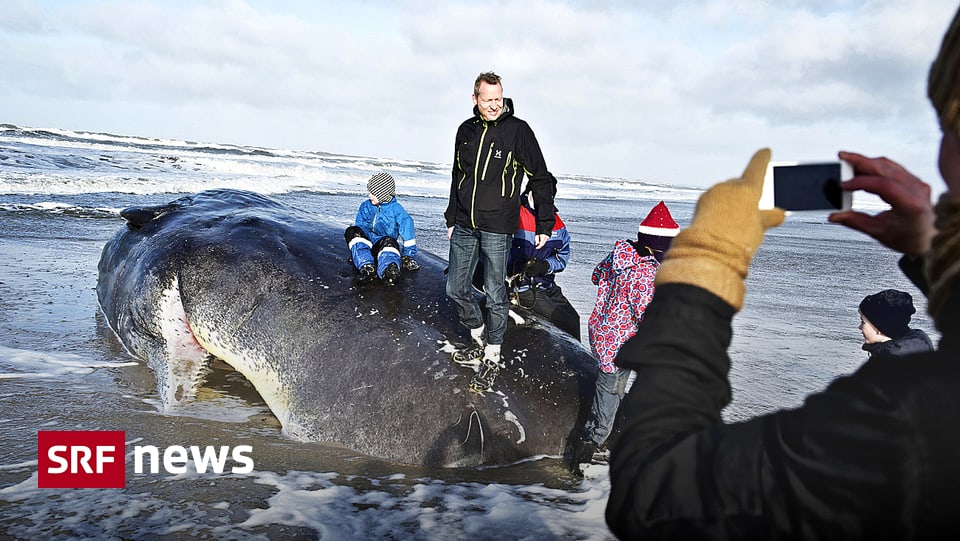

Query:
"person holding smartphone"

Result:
[[606, 8, 960, 538]]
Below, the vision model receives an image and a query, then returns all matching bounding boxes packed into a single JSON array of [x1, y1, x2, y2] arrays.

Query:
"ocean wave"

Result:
[[0, 122, 708, 201], [0, 201, 121, 218]]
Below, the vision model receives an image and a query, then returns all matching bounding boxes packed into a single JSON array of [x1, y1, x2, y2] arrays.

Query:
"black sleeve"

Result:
[[606, 283, 916, 539], [445, 125, 465, 228], [514, 121, 556, 236]]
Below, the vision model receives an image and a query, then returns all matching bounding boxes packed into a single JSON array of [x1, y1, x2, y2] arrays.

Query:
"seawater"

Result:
[[0, 125, 936, 539]]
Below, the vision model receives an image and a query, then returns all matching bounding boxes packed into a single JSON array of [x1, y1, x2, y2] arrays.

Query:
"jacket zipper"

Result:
[[481, 141, 494, 182], [470, 124, 489, 229]]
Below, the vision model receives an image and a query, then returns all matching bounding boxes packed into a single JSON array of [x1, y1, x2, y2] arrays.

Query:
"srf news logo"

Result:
[[38, 430, 254, 489]]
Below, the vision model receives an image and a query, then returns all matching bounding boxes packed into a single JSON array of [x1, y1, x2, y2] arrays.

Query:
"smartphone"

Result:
[[759, 161, 853, 211]]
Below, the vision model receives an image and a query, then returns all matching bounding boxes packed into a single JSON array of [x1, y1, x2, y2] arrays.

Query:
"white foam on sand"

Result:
[[0, 464, 615, 540], [236, 468, 614, 540], [0, 344, 138, 379]]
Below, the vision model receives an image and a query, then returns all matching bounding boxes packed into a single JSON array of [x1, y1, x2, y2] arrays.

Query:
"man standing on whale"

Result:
[[445, 71, 558, 392]]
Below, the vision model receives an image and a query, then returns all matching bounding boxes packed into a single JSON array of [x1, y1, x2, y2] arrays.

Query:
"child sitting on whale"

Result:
[[344, 172, 419, 287]]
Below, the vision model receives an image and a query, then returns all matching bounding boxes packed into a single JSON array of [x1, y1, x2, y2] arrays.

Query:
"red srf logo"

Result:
[[38, 431, 126, 488]]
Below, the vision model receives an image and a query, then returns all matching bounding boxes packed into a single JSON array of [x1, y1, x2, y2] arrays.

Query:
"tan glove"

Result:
[[655, 149, 785, 311]]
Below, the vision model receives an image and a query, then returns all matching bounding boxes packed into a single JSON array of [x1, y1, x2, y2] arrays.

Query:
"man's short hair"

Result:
[[474, 72, 502, 96]]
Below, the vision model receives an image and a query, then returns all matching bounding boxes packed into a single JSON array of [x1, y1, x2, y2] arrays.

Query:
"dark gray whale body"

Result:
[[97, 189, 596, 467]]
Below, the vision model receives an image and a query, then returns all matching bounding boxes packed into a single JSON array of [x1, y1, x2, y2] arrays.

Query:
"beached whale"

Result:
[[96, 189, 597, 467]]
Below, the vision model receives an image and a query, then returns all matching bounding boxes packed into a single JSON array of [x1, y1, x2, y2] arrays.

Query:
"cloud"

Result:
[[0, 0, 955, 186]]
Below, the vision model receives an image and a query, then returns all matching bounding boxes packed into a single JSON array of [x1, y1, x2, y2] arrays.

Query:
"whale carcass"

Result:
[[97, 189, 596, 467]]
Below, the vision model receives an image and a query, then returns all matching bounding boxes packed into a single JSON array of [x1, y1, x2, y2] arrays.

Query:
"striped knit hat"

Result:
[[367, 172, 395, 203], [930, 7, 960, 138]]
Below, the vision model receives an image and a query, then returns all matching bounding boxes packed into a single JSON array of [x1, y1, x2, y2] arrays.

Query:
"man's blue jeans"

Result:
[[583, 368, 633, 446], [446, 225, 512, 345]]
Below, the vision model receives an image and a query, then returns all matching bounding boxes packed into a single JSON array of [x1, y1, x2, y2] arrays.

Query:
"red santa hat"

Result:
[[638, 201, 679, 237]]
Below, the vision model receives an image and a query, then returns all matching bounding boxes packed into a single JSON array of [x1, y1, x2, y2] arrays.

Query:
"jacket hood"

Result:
[[612, 239, 656, 271], [472, 97, 515, 123]]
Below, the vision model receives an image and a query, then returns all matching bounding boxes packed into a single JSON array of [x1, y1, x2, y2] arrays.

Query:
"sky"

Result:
[[1, 0, 957, 188]]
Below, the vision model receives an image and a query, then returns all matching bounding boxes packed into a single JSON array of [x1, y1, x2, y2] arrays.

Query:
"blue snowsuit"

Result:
[[347, 198, 417, 278]]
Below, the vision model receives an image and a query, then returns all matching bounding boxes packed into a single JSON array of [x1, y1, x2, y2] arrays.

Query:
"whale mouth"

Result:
[[154, 279, 292, 431], [154, 277, 212, 407]]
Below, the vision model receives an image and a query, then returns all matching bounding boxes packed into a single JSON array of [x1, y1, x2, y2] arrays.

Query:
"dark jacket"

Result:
[[606, 276, 959, 539], [507, 198, 570, 290], [863, 328, 935, 358], [444, 98, 556, 235]]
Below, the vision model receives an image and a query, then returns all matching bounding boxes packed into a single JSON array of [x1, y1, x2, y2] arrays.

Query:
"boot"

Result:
[[592, 442, 610, 464], [382, 262, 401, 288], [469, 360, 499, 392], [568, 438, 598, 475], [452, 343, 484, 365], [357, 264, 376, 284], [452, 325, 485, 365], [469, 345, 502, 393]]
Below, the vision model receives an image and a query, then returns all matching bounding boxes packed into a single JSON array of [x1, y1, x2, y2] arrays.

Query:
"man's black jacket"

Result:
[[445, 98, 556, 236]]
